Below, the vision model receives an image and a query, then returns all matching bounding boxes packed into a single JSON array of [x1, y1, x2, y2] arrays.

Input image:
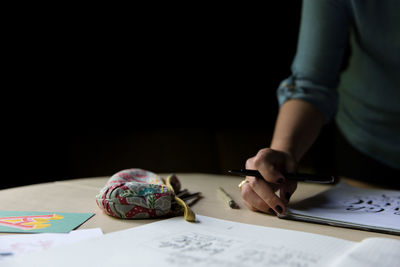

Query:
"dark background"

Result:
[[3, 2, 335, 189]]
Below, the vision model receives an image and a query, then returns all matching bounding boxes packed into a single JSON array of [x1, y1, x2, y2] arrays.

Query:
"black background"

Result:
[[3, 2, 336, 189]]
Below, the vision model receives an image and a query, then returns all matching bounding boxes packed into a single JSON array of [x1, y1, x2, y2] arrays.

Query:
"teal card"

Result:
[[0, 211, 94, 233]]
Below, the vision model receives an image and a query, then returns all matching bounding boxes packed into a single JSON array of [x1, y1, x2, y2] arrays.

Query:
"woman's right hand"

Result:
[[240, 148, 298, 215]]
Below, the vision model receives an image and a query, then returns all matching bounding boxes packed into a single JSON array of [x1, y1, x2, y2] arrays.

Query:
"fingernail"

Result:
[[277, 178, 285, 184], [285, 192, 291, 201], [275, 205, 283, 214], [268, 208, 276, 215]]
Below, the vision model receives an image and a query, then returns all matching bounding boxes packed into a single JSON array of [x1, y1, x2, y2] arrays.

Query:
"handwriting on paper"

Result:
[[343, 194, 400, 215], [146, 232, 322, 267], [157, 232, 243, 256], [234, 246, 321, 267]]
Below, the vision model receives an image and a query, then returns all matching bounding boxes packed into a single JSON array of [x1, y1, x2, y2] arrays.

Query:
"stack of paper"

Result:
[[1, 215, 399, 267]]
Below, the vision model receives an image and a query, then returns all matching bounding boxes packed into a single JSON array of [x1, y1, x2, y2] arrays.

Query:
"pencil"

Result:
[[217, 187, 239, 209]]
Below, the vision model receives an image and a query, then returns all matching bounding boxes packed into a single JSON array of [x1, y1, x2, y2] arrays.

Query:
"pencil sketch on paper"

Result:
[[145, 231, 322, 267], [157, 232, 242, 256], [234, 245, 321, 267], [342, 194, 400, 215]]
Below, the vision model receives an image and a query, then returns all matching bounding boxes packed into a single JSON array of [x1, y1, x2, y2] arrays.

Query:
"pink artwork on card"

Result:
[[0, 214, 64, 230]]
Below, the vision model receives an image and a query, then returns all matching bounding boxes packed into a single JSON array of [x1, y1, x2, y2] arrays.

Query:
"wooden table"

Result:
[[1, 173, 398, 242]]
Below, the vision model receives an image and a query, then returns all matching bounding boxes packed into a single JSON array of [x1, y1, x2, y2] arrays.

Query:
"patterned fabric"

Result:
[[96, 169, 183, 219]]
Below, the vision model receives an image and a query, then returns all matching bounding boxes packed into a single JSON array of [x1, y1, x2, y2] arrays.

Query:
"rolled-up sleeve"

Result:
[[277, 0, 351, 122]]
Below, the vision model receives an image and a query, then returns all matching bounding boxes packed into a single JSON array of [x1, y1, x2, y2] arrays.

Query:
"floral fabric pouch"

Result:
[[96, 169, 195, 222]]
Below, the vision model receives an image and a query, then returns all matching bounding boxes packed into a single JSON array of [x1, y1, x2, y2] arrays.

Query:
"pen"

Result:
[[217, 187, 239, 209], [229, 169, 335, 184], [180, 192, 202, 201]]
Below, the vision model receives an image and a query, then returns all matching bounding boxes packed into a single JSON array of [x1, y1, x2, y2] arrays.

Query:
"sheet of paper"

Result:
[[0, 211, 95, 233], [1, 215, 356, 267], [331, 237, 400, 267], [0, 228, 103, 261], [286, 182, 400, 233]]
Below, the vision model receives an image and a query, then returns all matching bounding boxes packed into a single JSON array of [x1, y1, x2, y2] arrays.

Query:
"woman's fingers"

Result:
[[247, 148, 287, 184], [243, 148, 299, 215], [241, 182, 276, 214], [280, 180, 297, 205], [245, 176, 287, 215], [241, 181, 269, 213]]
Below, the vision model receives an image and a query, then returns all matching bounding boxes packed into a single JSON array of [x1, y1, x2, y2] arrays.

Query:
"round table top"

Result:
[[0, 173, 398, 241]]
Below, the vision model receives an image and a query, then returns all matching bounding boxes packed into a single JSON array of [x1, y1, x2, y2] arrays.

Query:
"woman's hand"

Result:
[[240, 148, 298, 215]]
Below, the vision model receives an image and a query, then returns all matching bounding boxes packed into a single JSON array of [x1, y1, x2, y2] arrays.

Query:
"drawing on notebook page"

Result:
[[146, 231, 322, 267], [157, 232, 241, 257], [342, 194, 400, 215], [234, 245, 321, 267], [283, 182, 400, 234]]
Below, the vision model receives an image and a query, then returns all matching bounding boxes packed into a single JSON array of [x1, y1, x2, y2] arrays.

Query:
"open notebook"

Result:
[[2, 215, 400, 267], [280, 182, 400, 235]]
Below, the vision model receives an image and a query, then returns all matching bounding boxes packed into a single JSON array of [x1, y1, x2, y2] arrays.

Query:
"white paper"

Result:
[[0, 228, 103, 261], [286, 182, 400, 233], [331, 237, 400, 267], [2, 215, 356, 267]]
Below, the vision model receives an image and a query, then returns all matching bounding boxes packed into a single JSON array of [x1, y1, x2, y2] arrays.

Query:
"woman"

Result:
[[241, 0, 400, 215]]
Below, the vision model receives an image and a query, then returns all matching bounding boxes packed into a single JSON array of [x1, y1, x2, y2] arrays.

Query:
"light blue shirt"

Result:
[[277, 0, 400, 169]]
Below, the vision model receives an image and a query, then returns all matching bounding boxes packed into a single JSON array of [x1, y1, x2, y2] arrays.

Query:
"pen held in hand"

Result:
[[229, 169, 335, 184], [217, 187, 239, 209]]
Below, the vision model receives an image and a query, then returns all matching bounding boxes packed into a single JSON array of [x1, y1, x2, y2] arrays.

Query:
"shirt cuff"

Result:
[[277, 76, 338, 123]]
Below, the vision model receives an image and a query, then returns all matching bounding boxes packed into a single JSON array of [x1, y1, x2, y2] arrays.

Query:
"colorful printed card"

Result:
[[0, 211, 94, 233]]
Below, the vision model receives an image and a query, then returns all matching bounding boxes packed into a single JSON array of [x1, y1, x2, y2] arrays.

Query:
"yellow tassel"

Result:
[[166, 175, 196, 222]]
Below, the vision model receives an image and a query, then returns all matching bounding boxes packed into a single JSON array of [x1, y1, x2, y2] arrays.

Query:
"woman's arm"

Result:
[[271, 99, 324, 162], [241, 0, 351, 215]]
